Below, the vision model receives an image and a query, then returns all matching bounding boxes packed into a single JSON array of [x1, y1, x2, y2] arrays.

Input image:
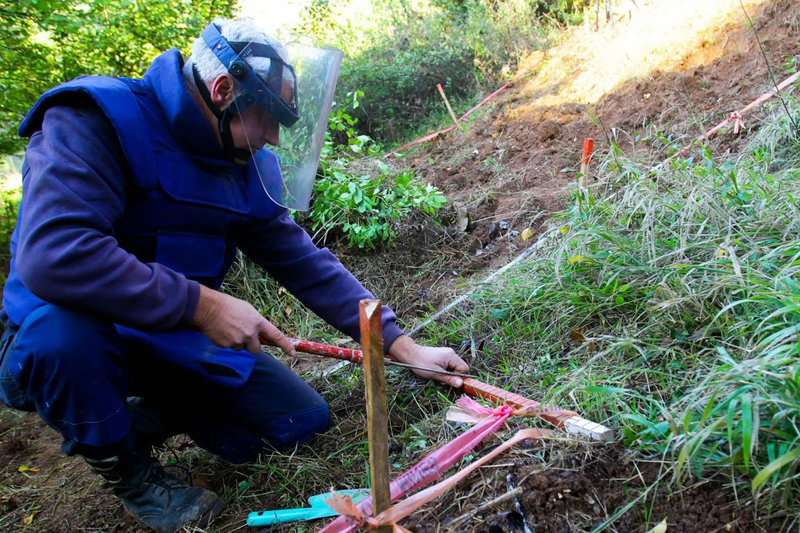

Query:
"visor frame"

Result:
[[201, 23, 300, 128]]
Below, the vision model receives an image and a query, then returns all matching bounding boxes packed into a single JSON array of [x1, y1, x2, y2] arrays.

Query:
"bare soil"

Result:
[[404, 438, 791, 533], [2, 0, 800, 531]]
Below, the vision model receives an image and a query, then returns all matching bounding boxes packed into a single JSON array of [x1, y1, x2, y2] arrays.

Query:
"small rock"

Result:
[[538, 119, 562, 141]]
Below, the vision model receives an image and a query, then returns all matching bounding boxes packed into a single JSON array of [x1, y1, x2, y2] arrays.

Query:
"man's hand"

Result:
[[388, 335, 469, 388], [191, 285, 296, 356]]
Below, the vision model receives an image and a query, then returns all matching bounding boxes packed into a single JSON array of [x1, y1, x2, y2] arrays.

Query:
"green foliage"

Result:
[[0, 157, 22, 286], [296, 0, 559, 143], [311, 166, 446, 249], [0, 0, 236, 155], [308, 92, 447, 248]]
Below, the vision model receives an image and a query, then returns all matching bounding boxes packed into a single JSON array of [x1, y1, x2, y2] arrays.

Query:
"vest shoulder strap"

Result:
[[19, 76, 157, 183]]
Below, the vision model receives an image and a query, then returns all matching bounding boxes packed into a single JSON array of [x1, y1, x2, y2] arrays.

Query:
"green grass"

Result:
[[185, 97, 800, 530], [416, 98, 800, 515]]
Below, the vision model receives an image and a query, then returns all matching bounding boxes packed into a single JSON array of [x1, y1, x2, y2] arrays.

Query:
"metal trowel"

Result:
[[247, 488, 371, 527]]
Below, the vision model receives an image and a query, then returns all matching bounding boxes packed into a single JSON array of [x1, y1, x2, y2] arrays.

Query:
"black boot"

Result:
[[127, 396, 185, 449], [85, 451, 225, 533]]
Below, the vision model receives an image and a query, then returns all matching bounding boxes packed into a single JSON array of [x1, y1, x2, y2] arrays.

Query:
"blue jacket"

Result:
[[2, 49, 402, 362]]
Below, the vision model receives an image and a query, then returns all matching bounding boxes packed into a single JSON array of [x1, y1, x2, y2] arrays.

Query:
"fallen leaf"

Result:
[[570, 329, 586, 342], [192, 478, 212, 490], [559, 227, 569, 234], [17, 466, 40, 473], [645, 518, 668, 533], [284, 305, 293, 317], [22, 510, 38, 526], [521, 228, 533, 241], [568, 255, 587, 265]]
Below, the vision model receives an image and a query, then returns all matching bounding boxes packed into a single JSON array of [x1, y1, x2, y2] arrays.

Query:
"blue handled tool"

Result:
[[247, 488, 371, 527]]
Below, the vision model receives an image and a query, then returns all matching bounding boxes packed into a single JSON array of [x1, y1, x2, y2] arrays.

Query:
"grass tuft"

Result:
[[419, 95, 800, 517]]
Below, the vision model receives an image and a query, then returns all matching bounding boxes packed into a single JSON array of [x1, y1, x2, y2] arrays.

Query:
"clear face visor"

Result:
[[230, 39, 343, 211]]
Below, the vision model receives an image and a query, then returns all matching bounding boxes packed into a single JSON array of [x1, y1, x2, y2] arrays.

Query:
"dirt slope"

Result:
[[349, 0, 800, 320], [1, 0, 799, 531]]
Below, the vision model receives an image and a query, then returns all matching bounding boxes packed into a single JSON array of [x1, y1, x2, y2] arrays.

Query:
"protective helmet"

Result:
[[198, 22, 343, 211]]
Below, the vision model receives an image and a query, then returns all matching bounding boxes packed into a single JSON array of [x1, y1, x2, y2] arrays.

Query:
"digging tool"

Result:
[[247, 489, 370, 527], [261, 337, 614, 442], [261, 337, 476, 379]]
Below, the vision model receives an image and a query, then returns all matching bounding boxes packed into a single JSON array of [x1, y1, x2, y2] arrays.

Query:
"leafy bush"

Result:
[[306, 92, 447, 249], [0, 157, 22, 286], [296, 0, 560, 143], [0, 0, 236, 156], [311, 167, 446, 249]]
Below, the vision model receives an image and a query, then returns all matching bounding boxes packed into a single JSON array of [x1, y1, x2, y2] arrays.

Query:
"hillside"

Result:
[[339, 0, 798, 320], [1, 0, 799, 532]]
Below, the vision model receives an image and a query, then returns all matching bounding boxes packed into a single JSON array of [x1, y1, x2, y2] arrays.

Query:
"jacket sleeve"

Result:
[[14, 102, 200, 330], [235, 210, 405, 351]]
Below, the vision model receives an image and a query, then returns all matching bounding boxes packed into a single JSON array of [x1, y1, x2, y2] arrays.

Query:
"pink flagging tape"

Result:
[[384, 58, 546, 159], [317, 413, 509, 533], [664, 71, 800, 164], [318, 397, 574, 533], [386, 124, 458, 156], [325, 428, 553, 532]]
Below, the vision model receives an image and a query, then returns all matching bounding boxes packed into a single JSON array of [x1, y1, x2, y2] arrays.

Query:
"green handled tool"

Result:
[[247, 489, 370, 527]]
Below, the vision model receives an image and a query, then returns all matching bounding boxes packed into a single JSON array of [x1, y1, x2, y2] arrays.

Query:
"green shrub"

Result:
[[296, 0, 560, 143], [0, 0, 236, 157], [306, 91, 447, 249], [0, 157, 22, 286], [311, 166, 446, 249]]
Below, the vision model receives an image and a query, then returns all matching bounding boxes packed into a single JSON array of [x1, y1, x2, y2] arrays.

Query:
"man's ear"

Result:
[[208, 75, 234, 108]]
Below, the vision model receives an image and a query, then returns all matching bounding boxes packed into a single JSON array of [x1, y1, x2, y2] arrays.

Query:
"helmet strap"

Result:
[[192, 65, 246, 162]]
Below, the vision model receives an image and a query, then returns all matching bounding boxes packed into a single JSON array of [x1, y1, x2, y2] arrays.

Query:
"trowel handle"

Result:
[[247, 507, 331, 527]]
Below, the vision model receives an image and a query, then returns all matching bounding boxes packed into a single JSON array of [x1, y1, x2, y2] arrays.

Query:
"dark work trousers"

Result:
[[0, 303, 329, 463]]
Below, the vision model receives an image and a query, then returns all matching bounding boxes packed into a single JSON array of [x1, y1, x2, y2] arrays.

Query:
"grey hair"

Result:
[[182, 17, 288, 88]]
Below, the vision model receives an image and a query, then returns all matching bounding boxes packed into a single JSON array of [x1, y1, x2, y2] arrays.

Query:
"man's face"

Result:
[[230, 105, 280, 156], [229, 78, 295, 161]]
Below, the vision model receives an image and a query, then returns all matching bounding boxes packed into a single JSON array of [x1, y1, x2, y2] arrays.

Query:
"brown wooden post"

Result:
[[360, 299, 392, 532], [437, 83, 460, 128]]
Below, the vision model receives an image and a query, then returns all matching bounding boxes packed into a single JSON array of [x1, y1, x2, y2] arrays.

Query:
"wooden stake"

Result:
[[360, 299, 392, 533], [584, 6, 590, 35], [437, 83, 460, 128]]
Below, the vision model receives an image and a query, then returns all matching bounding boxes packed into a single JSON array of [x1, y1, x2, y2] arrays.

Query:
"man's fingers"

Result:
[[439, 349, 470, 373], [449, 356, 470, 374], [447, 376, 465, 388], [436, 374, 464, 389], [245, 338, 262, 354], [416, 369, 464, 389], [260, 322, 296, 356]]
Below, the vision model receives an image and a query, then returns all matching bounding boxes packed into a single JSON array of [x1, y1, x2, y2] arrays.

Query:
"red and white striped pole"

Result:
[[579, 137, 594, 190]]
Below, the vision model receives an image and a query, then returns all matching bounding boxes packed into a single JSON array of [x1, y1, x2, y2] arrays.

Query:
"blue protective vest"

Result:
[[3, 50, 283, 384]]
